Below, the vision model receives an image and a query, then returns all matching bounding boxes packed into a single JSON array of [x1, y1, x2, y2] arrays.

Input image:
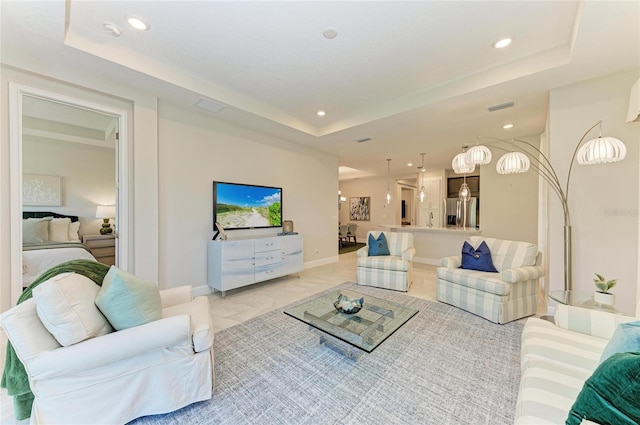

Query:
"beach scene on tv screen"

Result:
[[217, 184, 281, 229]]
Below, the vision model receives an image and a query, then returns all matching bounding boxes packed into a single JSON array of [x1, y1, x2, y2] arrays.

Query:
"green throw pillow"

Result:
[[566, 352, 640, 425], [95, 266, 162, 331]]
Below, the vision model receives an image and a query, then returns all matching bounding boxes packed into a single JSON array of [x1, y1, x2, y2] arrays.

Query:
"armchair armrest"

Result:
[[160, 285, 193, 308], [440, 256, 461, 268], [501, 265, 545, 283], [28, 315, 191, 380], [402, 247, 416, 261], [356, 246, 369, 257], [554, 304, 636, 340]]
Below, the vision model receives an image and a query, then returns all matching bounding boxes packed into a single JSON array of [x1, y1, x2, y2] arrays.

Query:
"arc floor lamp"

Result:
[[456, 121, 626, 292]]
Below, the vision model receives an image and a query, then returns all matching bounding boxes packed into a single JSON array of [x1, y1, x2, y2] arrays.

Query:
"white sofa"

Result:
[[515, 301, 640, 424], [356, 231, 415, 291], [437, 236, 544, 324], [1, 281, 214, 424]]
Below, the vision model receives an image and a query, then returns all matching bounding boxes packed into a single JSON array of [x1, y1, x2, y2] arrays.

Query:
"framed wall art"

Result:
[[349, 197, 370, 221], [23, 174, 62, 206]]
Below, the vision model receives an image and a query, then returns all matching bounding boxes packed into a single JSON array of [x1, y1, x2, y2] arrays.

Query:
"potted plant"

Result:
[[593, 273, 617, 306]]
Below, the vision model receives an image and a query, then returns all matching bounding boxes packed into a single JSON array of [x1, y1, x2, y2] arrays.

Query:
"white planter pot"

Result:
[[594, 291, 615, 306]]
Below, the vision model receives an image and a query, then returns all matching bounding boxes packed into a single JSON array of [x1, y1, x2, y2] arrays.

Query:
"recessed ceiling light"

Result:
[[503, 123, 514, 129], [407, 163, 413, 167], [126, 16, 150, 31], [103, 22, 121, 37], [317, 110, 326, 117], [323, 28, 338, 39], [493, 38, 512, 49]]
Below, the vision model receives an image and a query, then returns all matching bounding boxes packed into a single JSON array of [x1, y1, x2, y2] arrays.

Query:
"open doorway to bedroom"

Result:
[[9, 83, 130, 306]]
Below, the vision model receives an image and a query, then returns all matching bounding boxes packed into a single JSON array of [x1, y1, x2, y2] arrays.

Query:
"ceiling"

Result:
[[1, 1, 638, 180]]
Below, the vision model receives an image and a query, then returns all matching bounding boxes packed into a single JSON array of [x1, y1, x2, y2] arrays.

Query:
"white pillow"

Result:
[[33, 272, 113, 346], [23, 218, 50, 243], [68, 221, 81, 242], [49, 217, 71, 242]]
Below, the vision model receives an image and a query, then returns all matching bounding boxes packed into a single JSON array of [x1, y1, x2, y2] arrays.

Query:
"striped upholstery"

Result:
[[356, 231, 415, 292], [515, 307, 639, 425], [436, 237, 543, 324]]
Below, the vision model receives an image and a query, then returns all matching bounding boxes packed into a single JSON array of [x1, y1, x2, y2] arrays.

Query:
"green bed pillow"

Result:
[[95, 266, 162, 330], [566, 352, 640, 425]]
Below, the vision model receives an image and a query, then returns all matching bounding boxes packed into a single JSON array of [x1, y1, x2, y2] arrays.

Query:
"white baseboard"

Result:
[[193, 284, 213, 297], [304, 256, 339, 269], [413, 256, 440, 266]]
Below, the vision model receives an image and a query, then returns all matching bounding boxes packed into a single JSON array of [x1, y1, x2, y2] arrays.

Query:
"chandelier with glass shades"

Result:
[[452, 121, 626, 291]]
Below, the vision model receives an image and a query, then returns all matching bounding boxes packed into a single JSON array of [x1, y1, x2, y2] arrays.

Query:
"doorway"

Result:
[[9, 83, 130, 306]]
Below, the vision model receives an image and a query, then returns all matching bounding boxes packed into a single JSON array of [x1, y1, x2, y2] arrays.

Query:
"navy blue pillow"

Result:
[[460, 241, 498, 272], [368, 232, 390, 256]]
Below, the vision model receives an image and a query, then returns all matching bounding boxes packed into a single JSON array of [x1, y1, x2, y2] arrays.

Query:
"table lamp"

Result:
[[96, 205, 116, 235]]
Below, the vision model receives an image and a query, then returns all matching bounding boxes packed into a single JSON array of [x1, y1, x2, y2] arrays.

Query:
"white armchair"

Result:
[[1, 281, 214, 424], [356, 231, 415, 291]]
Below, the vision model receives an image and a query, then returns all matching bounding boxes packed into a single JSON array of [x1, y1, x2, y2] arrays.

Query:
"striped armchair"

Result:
[[436, 236, 544, 324], [356, 231, 415, 292]]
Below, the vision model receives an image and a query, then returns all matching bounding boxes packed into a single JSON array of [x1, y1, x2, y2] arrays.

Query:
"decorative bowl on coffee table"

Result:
[[333, 293, 364, 314]]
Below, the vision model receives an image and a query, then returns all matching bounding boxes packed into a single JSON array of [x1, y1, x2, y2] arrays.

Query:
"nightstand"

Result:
[[82, 234, 116, 266]]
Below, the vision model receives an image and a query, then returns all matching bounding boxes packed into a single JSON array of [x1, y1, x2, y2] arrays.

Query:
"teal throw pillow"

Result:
[[368, 232, 390, 256], [95, 266, 162, 331], [600, 321, 640, 364], [566, 352, 640, 425]]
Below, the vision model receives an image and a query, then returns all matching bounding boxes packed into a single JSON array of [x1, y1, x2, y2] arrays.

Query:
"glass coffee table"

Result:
[[284, 289, 418, 358], [549, 290, 620, 314]]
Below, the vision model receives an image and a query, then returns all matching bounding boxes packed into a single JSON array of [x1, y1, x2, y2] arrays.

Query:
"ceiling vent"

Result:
[[355, 137, 372, 143], [487, 101, 515, 112], [194, 98, 226, 113]]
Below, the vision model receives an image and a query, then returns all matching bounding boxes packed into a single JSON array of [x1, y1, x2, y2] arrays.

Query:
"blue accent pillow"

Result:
[[566, 352, 640, 425], [368, 232, 390, 256], [600, 321, 640, 364], [460, 241, 498, 272]]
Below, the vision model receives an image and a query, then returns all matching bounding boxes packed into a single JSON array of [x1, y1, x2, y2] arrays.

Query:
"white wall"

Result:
[[479, 134, 540, 244], [548, 69, 640, 315], [157, 101, 339, 290], [22, 138, 115, 236]]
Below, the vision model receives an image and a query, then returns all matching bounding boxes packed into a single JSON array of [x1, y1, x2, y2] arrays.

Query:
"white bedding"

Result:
[[23, 246, 96, 287]]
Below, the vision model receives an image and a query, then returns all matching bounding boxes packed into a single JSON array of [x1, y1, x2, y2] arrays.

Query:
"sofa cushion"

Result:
[[460, 240, 498, 272], [468, 236, 537, 271], [436, 267, 513, 295], [357, 255, 409, 272], [96, 266, 162, 330], [368, 232, 390, 256], [521, 317, 607, 372], [600, 320, 640, 363], [33, 272, 113, 346], [566, 352, 640, 425]]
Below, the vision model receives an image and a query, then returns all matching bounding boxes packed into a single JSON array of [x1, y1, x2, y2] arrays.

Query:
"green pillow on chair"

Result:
[[95, 266, 162, 330], [566, 352, 640, 425]]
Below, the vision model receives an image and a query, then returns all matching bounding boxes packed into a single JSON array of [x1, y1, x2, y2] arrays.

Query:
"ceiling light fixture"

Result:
[[126, 16, 150, 31], [418, 153, 426, 203], [452, 145, 475, 174], [503, 123, 514, 129], [493, 38, 512, 49], [317, 110, 326, 117], [407, 163, 413, 167], [385, 159, 392, 204], [323, 28, 338, 39], [466, 137, 492, 165], [103, 22, 121, 37]]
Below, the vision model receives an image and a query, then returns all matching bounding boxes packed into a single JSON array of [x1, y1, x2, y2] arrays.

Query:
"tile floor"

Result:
[[0, 251, 546, 423]]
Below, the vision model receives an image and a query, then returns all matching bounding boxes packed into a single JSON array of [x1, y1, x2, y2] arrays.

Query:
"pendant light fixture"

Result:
[[385, 158, 392, 204], [418, 153, 426, 203]]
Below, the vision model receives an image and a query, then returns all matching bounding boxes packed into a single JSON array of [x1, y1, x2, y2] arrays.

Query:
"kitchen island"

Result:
[[381, 225, 481, 265]]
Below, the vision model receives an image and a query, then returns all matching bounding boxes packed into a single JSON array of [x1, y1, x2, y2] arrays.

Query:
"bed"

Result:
[[22, 211, 97, 287]]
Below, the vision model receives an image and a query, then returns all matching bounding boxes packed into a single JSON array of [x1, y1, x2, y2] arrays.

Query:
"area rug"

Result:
[[339, 242, 366, 255], [131, 282, 523, 425]]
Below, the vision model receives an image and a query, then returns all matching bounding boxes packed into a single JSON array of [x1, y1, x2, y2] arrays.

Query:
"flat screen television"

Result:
[[213, 181, 282, 230]]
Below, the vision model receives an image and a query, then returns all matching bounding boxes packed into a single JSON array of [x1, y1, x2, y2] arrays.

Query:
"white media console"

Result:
[[207, 234, 303, 296]]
